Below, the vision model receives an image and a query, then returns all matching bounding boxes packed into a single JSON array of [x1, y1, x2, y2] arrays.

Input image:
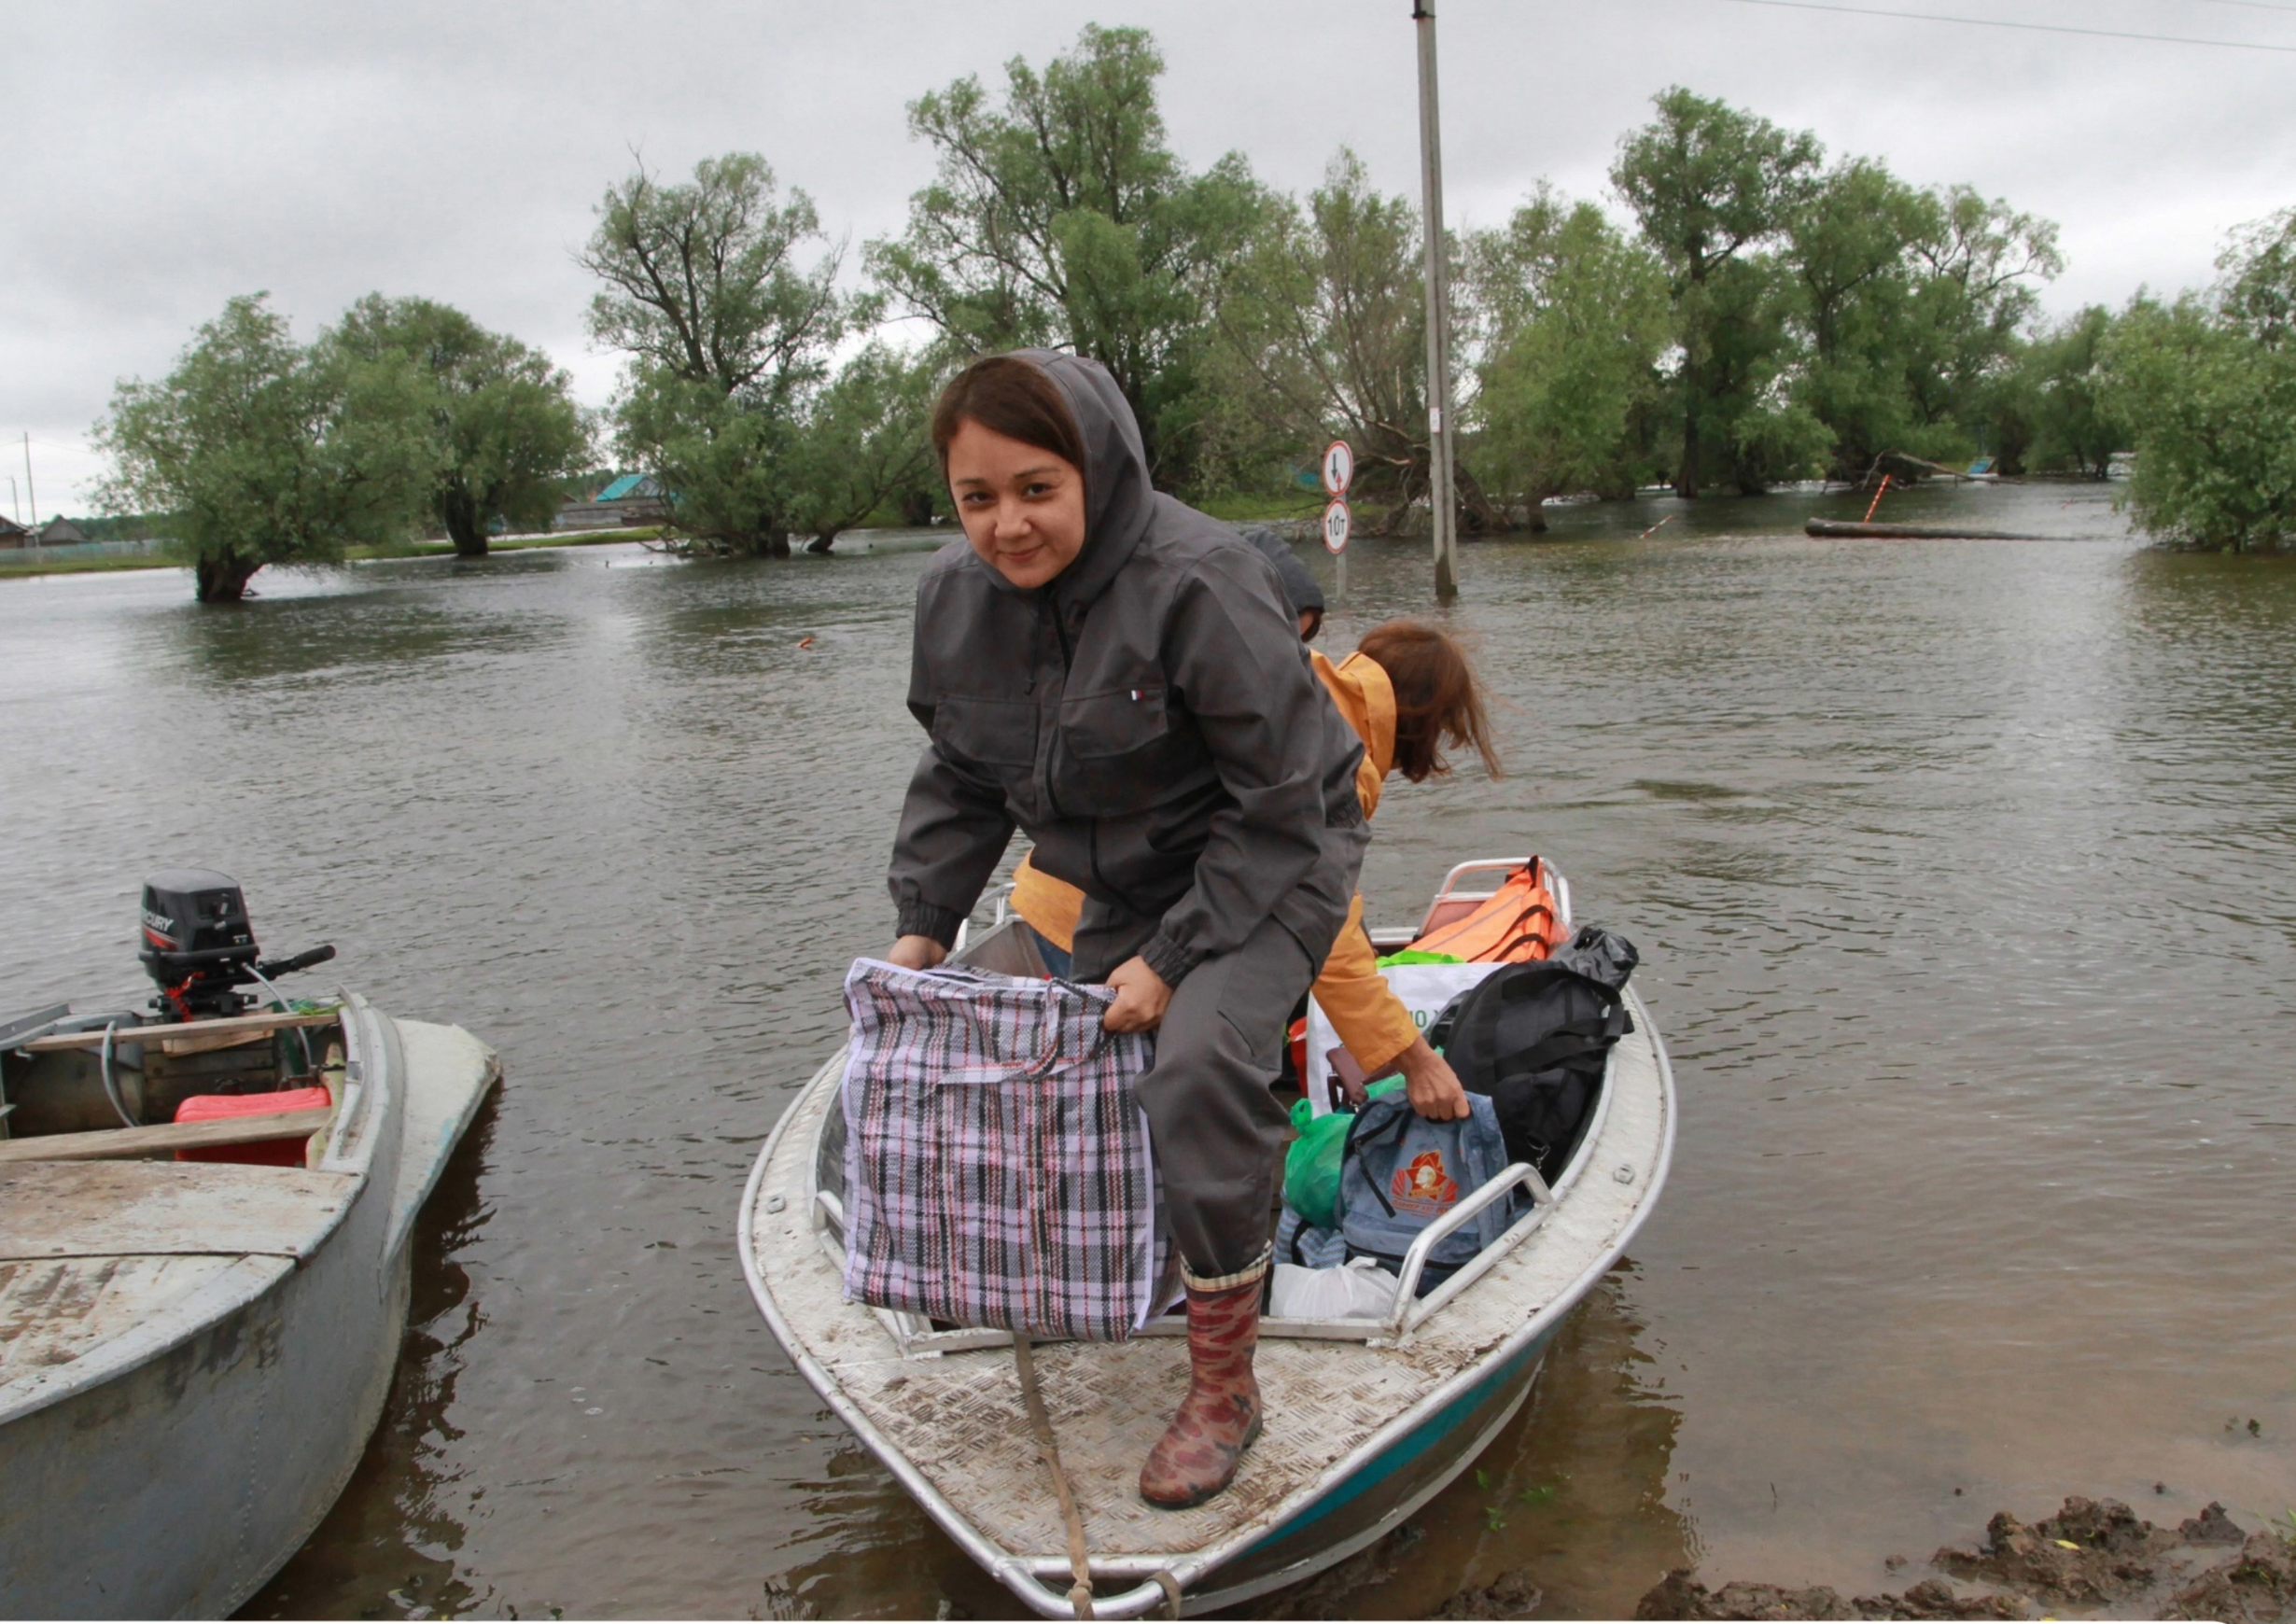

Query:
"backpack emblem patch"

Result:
[[1391, 1148, 1459, 1216]]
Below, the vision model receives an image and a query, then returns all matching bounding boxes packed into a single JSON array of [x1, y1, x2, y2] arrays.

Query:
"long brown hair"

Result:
[[1355, 620, 1502, 783], [930, 355, 1086, 477]]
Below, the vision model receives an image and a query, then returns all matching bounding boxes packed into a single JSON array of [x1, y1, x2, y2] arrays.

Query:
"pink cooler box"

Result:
[[174, 1086, 333, 1166]]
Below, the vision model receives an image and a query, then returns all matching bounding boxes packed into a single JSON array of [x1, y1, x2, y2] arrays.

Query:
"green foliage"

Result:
[[584, 153, 854, 556], [784, 343, 945, 545], [1994, 305, 2125, 477], [866, 24, 1266, 483], [2105, 209, 2296, 552], [1196, 150, 1431, 528], [583, 153, 847, 403], [1897, 186, 2062, 455], [615, 367, 794, 557], [1466, 188, 1673, 507], [1786, 158, 1937, 475], [91, 293, 434, 601], [1612, 88, 1825, 495], [328, 295, 591, 555]]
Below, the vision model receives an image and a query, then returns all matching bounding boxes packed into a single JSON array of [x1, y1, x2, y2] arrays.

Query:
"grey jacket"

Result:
[[889, 351, 1366, 987]]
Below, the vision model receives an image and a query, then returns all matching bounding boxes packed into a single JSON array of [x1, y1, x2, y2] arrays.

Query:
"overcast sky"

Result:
[[9, 0, 2292, 517]]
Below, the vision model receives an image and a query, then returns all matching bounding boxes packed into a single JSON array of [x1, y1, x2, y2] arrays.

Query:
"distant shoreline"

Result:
[[0, 526, 657, 581]]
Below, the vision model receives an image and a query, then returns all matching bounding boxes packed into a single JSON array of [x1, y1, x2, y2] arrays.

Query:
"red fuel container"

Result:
[[174, 1086, 333, 1166]]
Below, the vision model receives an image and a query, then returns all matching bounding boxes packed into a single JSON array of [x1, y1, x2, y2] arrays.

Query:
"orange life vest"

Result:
[[1406, 860, 1565, 963]]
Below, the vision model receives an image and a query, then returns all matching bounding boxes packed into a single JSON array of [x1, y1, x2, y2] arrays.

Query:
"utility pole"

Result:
[[21, 434, 35, 530], [1413, 0, 1460, 602]]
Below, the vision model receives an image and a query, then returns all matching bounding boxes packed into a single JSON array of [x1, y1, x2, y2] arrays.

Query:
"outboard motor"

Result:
[[139, 868, 336, 1020]]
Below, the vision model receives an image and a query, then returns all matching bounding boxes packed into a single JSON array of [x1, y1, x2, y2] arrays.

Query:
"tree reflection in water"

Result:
[[239, 1099, 499, 1620]]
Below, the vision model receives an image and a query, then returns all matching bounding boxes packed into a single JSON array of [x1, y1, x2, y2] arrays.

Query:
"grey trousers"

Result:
[[1077, 914, 1315, 1278]]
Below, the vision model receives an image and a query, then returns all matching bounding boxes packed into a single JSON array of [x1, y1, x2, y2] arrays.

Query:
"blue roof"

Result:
[[597, 473, 650, 501]]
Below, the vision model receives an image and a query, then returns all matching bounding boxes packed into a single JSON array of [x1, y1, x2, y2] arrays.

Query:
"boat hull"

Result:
[[0, 1223, 411, 1618], [1172, 1333, 1549, 1613], [740, 924, 1674, 1621], [0, 1002, 497, 1619]]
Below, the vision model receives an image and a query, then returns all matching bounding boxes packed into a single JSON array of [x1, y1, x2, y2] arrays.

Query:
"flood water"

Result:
[[2, 481, 2290, 1618]]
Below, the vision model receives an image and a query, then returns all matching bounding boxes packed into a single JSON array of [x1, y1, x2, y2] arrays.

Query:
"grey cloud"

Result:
[[10, 0, 2290, 511]]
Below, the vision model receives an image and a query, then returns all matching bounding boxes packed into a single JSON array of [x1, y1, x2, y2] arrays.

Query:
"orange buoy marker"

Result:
[[797, 636, 815, 649], [1862, 474, 1893, 525]]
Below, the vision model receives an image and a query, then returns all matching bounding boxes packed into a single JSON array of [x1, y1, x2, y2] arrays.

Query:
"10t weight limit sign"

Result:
[[1321, 439, 1353, 555]]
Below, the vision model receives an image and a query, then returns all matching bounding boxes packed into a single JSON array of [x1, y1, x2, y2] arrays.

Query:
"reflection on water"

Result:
[[246, 1099, 499, 1619], [1230, 1273, 1694, 1619], [2, 483, 2289, 1617]]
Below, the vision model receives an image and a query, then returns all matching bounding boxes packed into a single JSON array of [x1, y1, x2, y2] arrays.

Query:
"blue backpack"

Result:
[[1337, 1093, 1519, 1292]]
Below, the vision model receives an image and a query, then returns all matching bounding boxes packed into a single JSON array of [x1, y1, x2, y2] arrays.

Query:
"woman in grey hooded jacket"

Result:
[[883, 351, 1367, 1509]]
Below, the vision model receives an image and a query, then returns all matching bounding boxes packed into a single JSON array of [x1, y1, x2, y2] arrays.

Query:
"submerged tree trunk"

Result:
[[441, 487, 489, 558], [194, 549, 262, 603], [1676, 405, 1701, 499], [727, 527, 791, 558], [1453, 466, 1516, 536], [900, 489, 937, 527], [805, 532, 836, 554]]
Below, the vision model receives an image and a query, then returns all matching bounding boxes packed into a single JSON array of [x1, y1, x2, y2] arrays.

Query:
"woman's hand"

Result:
[[1101, 956, 1172, 1032], [1395, 1035, 1472, 1120], [885, 934, 948, 972]]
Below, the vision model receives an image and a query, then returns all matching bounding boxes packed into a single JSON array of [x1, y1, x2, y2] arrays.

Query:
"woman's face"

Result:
[[945, 417, 1087, 590]]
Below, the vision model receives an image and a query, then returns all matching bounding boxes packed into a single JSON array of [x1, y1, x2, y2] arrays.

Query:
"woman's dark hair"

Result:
[[931, 355, 1087, 478], [1355, 619, 1503, 783]]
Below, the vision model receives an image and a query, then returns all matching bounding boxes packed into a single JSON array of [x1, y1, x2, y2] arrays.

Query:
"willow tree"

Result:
[[2107, 208, 2296, 552], [93, 294, 432, 602], [582, 153, 849, 555], [787, 342, 945, 549], [328, 296, 590, 557], [1613, 89, 1822, 497], [867, 24, 1264, 485], [1464, 187, 1672, 519]]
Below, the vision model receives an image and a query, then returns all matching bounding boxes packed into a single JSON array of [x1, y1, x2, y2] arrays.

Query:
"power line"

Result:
[[1694, 0, 2296, 51], [2186, 0, 2296, 17]]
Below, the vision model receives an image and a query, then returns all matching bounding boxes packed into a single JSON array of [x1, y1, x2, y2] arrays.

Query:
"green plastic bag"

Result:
[[1375, 947, 1463, 967], [1283, 1080, 1407, 1229]]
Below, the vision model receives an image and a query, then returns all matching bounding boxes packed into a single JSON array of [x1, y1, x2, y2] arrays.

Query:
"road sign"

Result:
[[1321, 440, 1354, 497], [1322, 497, 1351, 554]]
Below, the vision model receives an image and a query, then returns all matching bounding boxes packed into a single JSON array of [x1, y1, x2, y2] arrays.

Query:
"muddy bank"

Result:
[[1621, 1497, 2295, 1622]]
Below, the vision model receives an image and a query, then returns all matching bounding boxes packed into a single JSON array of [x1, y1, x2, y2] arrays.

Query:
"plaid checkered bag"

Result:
[[838, 958, 1165, 1341]]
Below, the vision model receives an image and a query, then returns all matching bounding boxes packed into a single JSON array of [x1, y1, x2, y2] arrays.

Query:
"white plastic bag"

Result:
[[1268, 1256, 1400, 1320], [1303, 961, 1503, 1114]]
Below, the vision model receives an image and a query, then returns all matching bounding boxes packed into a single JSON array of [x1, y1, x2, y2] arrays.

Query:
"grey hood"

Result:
[[959, 347, 1154, 610]]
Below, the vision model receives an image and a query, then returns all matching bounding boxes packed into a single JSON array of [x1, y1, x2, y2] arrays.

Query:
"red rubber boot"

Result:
[[1139, 1252, 1267, 1510]]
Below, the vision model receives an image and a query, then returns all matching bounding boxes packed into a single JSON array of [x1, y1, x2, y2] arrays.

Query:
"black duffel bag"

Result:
[[1425, 927, 1638, 1181]]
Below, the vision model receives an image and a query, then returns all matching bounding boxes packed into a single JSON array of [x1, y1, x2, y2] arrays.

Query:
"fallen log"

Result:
[[1806, 517, 2058, 541]]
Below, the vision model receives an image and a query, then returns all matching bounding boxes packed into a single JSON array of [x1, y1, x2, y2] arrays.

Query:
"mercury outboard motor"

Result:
[[139, 868, 336, 1020]]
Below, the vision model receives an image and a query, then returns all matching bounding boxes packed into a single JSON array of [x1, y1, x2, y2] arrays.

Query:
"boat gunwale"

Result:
[[739, 982, 1678, 1618], [0, 988, 389, 1429]]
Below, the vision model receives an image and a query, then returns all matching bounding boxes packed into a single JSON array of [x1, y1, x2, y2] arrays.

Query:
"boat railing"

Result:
[[1380, 1160, 1553, 1342], [1413, 856, 1572, 941], [1002, 1554, 1187, 1619]]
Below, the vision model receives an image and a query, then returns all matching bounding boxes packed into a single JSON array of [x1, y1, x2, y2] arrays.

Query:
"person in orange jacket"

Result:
[[1009, 535, 1502, 1121]]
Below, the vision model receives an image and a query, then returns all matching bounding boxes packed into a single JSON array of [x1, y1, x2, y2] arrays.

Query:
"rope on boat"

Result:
[[1012, 1331, 1096, 1618]]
